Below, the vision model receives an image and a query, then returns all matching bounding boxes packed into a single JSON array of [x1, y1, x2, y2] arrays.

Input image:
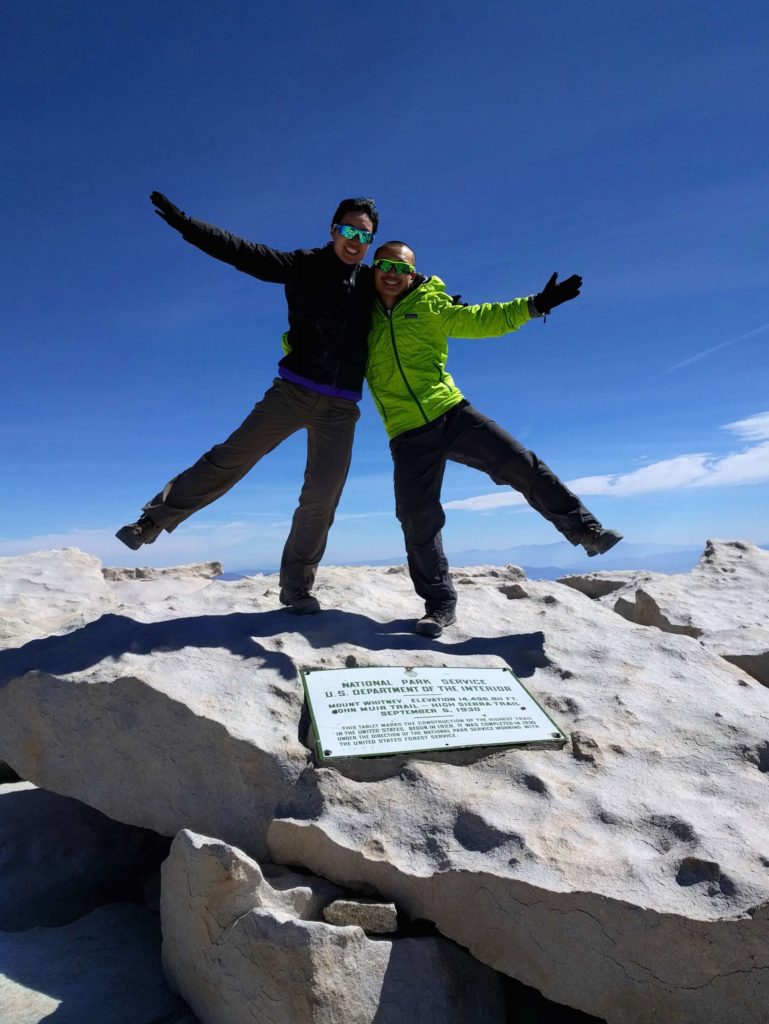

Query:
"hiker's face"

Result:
[[374, 244, 416, 307], [330, 212, 374, 265]]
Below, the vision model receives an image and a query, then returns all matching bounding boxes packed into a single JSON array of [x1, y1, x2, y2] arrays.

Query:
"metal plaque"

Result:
[[301, 666, 566, 761]]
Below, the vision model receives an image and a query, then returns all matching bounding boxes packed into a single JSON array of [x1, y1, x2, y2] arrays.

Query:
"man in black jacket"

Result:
[[116, 191, 378, 614]]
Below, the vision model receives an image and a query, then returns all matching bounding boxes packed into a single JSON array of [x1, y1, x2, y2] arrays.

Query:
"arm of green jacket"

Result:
[[437, 296, 532, 338], [179, 217, 298, 284]]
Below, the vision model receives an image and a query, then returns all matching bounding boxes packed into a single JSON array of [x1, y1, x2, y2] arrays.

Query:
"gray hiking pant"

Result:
[[143, 378, 360, 597], [390, 401, 600, 611]]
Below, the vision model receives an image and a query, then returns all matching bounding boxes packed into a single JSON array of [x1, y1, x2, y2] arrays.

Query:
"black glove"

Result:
[[150, 191, 187, 230], [532, 272, 582, 316]]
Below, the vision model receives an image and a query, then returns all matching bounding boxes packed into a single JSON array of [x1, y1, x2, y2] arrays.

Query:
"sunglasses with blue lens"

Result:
[[334, 223, 375, 245]]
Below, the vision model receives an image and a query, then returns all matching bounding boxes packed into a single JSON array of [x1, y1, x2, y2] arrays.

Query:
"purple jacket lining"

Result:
[[278, 367, 361, 403]]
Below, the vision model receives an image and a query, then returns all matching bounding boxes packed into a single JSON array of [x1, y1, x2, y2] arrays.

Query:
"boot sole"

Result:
[[415, 613, 456, 638], [115, 526, 144, 550], [585, 532, 623, 557], [415, 621, 444, 637]]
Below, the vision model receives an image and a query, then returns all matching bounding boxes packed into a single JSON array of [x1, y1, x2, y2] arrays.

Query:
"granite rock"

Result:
[[323, 898, 398, 933], [558, 539, 769, 685], [161, 829, 506, 1024], [1, 545, 767, 1023]]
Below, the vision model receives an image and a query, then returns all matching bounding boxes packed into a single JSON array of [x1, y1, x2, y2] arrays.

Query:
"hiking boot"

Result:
[[279, 588, 321, 615], [580, 526, 623, 558], [414, 605, 457, 638], [116, 513, 162, 550]]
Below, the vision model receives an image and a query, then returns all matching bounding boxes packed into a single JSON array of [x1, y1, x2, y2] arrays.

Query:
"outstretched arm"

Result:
[[438, 271, 583, 337], [438, 295, 533, 338], [149, 191, 297, 284]]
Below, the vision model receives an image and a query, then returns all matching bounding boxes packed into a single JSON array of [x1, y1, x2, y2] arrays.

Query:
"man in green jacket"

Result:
[[366, 241, 622, 637]]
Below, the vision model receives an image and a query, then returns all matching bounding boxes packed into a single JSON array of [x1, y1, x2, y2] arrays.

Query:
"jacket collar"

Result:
[[376, 273, 432, 313]]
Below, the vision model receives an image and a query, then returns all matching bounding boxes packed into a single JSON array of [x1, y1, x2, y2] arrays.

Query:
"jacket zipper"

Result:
[[386, 308, 428, 424], [332, 273, 353, 389]]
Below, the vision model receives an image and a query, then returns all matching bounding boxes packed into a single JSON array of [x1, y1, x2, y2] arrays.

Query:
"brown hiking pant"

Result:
[[143, 378, 360, 597]]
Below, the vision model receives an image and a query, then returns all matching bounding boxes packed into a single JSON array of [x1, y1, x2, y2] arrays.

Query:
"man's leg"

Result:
[[391, 423, 457, 613], [278, 395, 360, 602], [444, 403, 601, 543], [142, 380, 304, 533], [117, 380, 306, 550]]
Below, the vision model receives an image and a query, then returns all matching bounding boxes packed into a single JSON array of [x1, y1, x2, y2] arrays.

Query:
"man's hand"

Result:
[[532, 272, 582, 316], [150, 191, 187, 230]]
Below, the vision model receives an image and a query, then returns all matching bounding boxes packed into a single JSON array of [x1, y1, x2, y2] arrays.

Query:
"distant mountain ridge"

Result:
[[219, 541, 769, 581]]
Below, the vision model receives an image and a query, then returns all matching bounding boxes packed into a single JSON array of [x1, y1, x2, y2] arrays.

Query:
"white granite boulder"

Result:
[[161, 829, 507, 1024], [0, 548, 221, 648], [1, 547, 768, 1023], [558, 539, 769, 685], [0, 552, 309, 859], [0, 548, 110, 646]]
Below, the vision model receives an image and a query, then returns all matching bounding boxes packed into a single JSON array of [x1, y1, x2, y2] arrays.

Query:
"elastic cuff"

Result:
[[527, 296, 543, 318]]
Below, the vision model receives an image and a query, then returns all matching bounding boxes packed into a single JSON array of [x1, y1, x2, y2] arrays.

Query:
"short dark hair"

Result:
[[331, 197, 379, 234], [374, 240, 414, 261]]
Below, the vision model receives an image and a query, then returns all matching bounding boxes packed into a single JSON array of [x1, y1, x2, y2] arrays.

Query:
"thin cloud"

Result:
[[446, 413, 769, 511], [0, 528, 118, 557], [723, 411, 769, 442], [664, 322, 769, 373], [335, 511, 394, 522], [0, 518, 288, 563], [225, 511, 290, 519]]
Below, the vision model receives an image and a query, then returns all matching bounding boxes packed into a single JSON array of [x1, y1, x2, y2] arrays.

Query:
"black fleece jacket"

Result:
[[179, 217, 375, 398]]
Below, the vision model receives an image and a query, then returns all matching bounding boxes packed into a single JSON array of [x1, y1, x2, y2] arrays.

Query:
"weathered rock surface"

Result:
[[558, 539, 769, 685], [161, 829, 507, 1024], [0, 548, 109, 645], [0, 903, 193, 1024], [323, 897, 398, 933], [102, 561, 222, 582], [0, 548, 222, 647], [0, 780, 170, 930], [1, 544, 768, 1023], [0, 552, 308, 858]]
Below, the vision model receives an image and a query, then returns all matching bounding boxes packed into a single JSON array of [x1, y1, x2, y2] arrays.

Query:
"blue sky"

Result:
[[2, 0, 768, 571]]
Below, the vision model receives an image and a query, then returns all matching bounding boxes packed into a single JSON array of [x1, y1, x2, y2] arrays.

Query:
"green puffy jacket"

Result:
[[366, 275, 532, 440]]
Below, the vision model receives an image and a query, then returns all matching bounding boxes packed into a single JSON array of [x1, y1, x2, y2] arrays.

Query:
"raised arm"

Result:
[[150, 191, 297, 284], [438, 270, 583, 338], [437, 295, 533, 338]]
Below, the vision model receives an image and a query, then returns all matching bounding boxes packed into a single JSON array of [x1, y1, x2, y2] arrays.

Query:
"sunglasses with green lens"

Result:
[[373, 258, 416, 275], [334, 223, 375, 245]]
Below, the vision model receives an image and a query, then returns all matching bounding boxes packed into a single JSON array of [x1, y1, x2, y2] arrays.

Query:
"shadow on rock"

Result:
[[0, 903, 192, 1024], [0, 611, 297, 685], [0, 610, 547, 686], [0, 786, 170, 931]]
